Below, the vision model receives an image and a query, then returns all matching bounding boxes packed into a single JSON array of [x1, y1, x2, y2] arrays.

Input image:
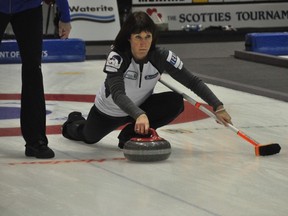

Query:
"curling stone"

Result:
[[123, 128, 171, 162]]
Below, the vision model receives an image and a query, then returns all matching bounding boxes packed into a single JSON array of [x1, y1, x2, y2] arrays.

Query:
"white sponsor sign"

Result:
[[69, 0, 120, 41], [132, 0, 277, 4], [132, 0, 191, 5], [133, 2, 288, 30]]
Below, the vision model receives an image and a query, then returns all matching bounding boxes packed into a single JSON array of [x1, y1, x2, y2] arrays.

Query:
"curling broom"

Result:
[[159, 78, 281, 156]]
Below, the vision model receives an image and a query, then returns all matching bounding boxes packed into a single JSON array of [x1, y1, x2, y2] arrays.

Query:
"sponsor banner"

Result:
[[0, 39, 85, 64], [69, 0, 120, 41], [132, 0, 278, 5], [132, 0, 191, 4], [133, 2, 288, 30]]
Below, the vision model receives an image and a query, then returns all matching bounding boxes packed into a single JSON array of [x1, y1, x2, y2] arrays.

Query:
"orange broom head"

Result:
[[255, 143, 281, 156]]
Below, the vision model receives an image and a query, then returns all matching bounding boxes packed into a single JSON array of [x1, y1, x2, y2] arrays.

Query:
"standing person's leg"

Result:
[[0, 13, 10, 41], [117, 91, 184, 147], [11, 6, 54, 158]]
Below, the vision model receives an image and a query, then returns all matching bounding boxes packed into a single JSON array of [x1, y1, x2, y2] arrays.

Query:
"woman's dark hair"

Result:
[[112, 11, 158, 52]]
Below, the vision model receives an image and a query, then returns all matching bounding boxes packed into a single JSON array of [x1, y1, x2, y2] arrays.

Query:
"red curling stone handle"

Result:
[[130, 128, 164, 142]]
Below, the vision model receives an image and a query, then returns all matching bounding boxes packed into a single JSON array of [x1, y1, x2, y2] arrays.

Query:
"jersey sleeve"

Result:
[[104, 51, 124, 73], [55, 0, 71, 22], [154, 48, 223, 110]]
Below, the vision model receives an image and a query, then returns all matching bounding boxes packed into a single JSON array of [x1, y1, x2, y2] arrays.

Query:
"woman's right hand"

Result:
[[134, 114, 150, 134]]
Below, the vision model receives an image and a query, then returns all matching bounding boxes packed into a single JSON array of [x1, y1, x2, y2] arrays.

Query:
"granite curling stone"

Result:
[[123, 128, 171, 162]]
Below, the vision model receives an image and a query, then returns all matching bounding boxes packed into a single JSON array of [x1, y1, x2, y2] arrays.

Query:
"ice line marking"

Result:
[[8, 157, 126, 165]]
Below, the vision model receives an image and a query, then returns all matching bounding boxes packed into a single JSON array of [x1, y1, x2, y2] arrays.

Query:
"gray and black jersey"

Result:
[[95, 47, 223, 119]]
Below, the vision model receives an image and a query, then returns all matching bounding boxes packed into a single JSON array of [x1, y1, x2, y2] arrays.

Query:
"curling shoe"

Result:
[[118, 140, 125, 149], [62, 111, 85, 140], [25, 141, 55, 159]]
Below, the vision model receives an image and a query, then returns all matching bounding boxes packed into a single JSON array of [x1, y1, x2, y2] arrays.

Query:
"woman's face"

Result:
[[129, 31, 153, 61]]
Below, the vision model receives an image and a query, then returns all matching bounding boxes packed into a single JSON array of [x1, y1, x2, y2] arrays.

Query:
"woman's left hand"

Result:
[[215, 106, 232, 126]]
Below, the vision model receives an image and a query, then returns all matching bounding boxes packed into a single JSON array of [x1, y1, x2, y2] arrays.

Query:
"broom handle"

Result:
[[159, 78, 260, 147]]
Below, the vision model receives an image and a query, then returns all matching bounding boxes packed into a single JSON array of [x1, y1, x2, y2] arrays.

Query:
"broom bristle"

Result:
[[255, 143, 281, 156]]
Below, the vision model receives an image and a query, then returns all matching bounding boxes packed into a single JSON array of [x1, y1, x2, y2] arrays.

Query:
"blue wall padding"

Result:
[[0, 39, 86, 64], [245, 32, 288, 55]]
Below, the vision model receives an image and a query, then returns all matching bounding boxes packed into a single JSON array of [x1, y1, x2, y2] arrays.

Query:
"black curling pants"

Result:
[[0, 6, 48, 146], [66, 91, 184, 144]]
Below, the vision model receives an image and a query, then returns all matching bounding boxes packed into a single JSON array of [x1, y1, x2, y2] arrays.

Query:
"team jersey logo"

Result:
[[145, 72, 158, 80], [166, 51, 183, 70], [105, 52, 123, 72], [124, 70, 138, 80]]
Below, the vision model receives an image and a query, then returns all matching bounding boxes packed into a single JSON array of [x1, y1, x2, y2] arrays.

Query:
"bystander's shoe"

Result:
[[25, 141, 55, 159]]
